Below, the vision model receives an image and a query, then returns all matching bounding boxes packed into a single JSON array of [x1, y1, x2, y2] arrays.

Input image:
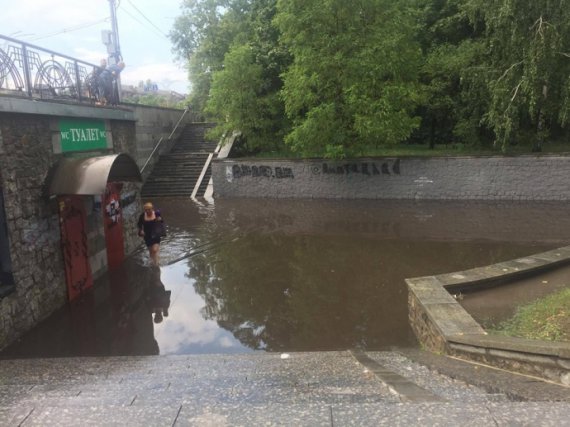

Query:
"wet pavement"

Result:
[[3, 198, 570, 358]]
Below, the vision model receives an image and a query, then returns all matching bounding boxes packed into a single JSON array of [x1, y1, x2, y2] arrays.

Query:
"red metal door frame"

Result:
[[58, 196, 93, 301]]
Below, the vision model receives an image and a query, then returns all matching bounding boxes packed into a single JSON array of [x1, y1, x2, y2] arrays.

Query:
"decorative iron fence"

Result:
[[0, 34, 100, 103]]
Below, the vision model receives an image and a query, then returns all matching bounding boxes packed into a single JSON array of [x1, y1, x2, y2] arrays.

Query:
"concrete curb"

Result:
[[406, 246, 570, 386]]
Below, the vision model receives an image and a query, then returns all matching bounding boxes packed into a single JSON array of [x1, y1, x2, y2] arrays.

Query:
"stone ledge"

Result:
[[436, 246, 570, 292], [406, 246, 570, 386], [448, 334, 570, 359], [0, 96, 135, 121]]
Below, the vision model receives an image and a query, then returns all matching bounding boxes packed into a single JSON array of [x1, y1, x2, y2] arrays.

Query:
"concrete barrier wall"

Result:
[[212, 155, 570, 200]]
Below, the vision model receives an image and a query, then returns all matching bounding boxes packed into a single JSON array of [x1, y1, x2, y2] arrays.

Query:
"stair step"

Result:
[[151, 164, 206, 168], [144, 181, 198, 185], [148, 174, 202, 178], [142, 122, 217, 198]]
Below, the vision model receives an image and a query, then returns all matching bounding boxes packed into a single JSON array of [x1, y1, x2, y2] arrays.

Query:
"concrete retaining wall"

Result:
[[406, 247, 570, 386], [212, 156, 570, 200]]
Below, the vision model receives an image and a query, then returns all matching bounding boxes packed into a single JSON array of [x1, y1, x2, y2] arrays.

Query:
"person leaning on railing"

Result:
[[86, 58, 107, 102], [97, 61, 125, 105]]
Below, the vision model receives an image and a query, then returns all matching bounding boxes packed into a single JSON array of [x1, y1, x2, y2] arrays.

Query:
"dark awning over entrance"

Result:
[[48, 153, 142, 196]]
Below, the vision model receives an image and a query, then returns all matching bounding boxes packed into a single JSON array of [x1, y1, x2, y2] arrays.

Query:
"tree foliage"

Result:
[[464, 0, 570, 150], [415, 0, 490, 147], [171, 0, 248, 114], [205, 45, 271, 148], [170, 0, 570, 157], [275, 0, 423, 157]]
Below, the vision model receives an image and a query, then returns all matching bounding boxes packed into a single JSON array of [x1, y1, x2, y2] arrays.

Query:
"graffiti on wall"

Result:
[[312, 159, 401, 176], [105, 195, 121, 226], [227, 165, 295, 181], [226, 159, 401, 182]]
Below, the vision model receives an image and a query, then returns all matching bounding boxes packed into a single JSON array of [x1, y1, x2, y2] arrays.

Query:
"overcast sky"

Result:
[[0, 0, 189, 94]]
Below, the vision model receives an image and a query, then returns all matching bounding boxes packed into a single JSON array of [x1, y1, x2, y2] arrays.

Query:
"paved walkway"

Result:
[[1, 350, 568, 426]]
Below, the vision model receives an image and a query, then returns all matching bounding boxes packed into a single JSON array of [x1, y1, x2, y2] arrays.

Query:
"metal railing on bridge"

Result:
[[0, 34, 100, 103]]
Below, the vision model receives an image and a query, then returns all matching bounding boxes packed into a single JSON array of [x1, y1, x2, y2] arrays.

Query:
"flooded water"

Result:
[[459, 264, 570, 328], [2, 198, 570, 358]]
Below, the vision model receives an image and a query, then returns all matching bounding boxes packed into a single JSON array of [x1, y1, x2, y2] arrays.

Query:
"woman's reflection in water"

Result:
[[148, 266, 171, 325], [111, 265, 171, 356]]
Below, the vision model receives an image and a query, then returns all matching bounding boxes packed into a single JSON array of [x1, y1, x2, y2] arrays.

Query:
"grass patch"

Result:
[[489, 287, 570, 342]]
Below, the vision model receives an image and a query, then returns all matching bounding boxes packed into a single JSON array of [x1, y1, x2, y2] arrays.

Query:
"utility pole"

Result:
[[102, 0, 123, 101], [107, 0, 121, 64]]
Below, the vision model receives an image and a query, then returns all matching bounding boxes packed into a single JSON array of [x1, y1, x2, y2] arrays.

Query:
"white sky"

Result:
[[0, 0, 189, 94]]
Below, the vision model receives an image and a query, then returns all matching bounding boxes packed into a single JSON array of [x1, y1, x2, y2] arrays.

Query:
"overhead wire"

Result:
[[119, 1, 169, 40], [126, 0, 169, 37], [119, 6, 167, 40], [26, 18, 110, 42]]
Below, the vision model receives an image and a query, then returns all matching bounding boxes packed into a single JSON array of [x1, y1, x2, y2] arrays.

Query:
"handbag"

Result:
[[152, 221, 167, 238]]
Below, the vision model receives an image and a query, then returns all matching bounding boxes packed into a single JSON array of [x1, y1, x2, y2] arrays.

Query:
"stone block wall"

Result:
[[212, 156, 570, 200], [0, 111, 143, 350], [121, 182, 143, 256], [0, 114, 67, 348]]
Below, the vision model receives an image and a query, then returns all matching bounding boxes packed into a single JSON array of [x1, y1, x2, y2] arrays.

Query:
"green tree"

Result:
[[465, 0, 570, 150], [415, 0, 491, 148], [204, 0, 291, 152], [275, 0, 424, 158], [171, 0, 248, 114], [206, 45, 269, 147], [172, 0, 289, 153]]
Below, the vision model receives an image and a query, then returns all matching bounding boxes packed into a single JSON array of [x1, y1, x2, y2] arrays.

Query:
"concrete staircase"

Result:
[[141, 123, 217, 198], [3, 350, 569, 426]]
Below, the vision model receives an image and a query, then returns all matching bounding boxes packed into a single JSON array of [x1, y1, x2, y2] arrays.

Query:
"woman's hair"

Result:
[[143, 202, 153, 210]]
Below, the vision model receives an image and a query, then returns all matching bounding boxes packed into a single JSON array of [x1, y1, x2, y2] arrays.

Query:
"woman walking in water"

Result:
[[138, 202, 164, 266]]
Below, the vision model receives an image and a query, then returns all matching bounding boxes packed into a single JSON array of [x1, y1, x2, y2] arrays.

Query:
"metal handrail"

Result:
[[190, 131, 226, 199], [140, 107, 189, 173], [0, 34, 99, 102], [191, 152, 214, 199]]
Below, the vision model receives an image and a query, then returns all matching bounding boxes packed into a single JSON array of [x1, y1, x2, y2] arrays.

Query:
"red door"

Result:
[[103, 182, 125, 271], [59, 196, 93, 301]]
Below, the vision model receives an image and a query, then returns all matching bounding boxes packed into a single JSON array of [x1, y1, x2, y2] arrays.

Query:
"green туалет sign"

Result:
[[59, 118, 107, 152]]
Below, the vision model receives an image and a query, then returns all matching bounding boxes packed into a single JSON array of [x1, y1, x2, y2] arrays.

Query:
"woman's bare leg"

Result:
[[149, 243, 160, 266]]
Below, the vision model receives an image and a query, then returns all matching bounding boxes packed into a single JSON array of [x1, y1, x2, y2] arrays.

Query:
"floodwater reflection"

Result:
[[2, 198, 570, 358]]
